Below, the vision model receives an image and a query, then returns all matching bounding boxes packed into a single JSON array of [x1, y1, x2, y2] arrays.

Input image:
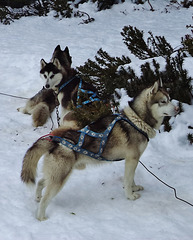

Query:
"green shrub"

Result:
[[77, 26, 192, 130]]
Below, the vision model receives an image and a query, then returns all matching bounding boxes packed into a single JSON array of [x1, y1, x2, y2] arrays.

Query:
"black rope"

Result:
[[0, 92, 28, 100], [139, 160, 193, 207]]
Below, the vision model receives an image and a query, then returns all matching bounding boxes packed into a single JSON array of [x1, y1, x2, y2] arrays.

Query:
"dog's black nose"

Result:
[[45, 84, 50, 89]]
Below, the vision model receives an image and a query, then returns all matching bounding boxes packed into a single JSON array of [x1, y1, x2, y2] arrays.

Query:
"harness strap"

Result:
[[122, 116, 149, 141], [58, 76, 78, 92], [51, 114, 149, 162], [76, 79, 101, 108], [58, 76, 101, 108]]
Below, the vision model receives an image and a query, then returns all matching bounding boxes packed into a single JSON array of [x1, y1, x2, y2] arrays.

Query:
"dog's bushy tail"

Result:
[[32, 102, 50, 127], [21, 138, 55, 185]]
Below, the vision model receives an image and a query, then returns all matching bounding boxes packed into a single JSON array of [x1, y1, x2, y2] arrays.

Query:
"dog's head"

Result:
[[146, 80, 179, 120], [40, 58, 63, 90], [51, 45, 72, 75], [131, 80, 179, 129]]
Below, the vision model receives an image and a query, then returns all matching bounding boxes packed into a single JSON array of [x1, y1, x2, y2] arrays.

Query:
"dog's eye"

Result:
[[44, 74, 47, 79], [160, 100, 167, 104], [50, 74, 54, 79]]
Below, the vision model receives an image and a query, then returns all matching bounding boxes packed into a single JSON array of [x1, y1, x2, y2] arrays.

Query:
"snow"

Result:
[[0, 1, 193, 239]]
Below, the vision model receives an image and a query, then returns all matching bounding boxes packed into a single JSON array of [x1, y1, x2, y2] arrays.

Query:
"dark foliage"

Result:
[[0, 0, 35, 8], [0, 0, 126, 24], [164, 52, 192, 104], [91, 0, 125, 11], [121, 26, 173, 60], [0, 0, 192, 24], [0, 0, 51, 24], [77, 48, 131, 107], [181, 34, 193, 56], [51, 0, 73, 18], [180, 0, 193, 8]]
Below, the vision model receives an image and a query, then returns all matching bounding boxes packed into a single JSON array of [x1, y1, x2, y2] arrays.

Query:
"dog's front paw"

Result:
[[17, 107, 23, 112], [132, 185, 144, 192], [17, 107, 30, 114]]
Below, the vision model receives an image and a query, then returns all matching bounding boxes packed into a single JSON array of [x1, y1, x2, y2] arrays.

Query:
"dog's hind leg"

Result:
[[124, 158, 141, 200], [36, 179, 45, 202], [36, 150, 75, 221], [37, 181, 64, 221], [36, 170, 72, 221]]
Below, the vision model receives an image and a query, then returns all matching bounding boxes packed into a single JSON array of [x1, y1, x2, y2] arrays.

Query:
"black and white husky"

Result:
[[40, 45, 100, 128], [16, 45, 71, 127], [21, 80, 179, 220], [18, 45, 99, 128]]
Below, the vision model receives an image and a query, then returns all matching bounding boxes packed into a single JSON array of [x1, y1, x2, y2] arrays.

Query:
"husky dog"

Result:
[[40, 46, 99, 128], [17, 45, 72, 127], [17, 88, 57, 127], [21, 81, 179, 221]]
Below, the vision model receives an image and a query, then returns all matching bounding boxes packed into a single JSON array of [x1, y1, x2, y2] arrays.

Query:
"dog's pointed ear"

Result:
[[64, 47, 71, 58], [64, 46, 69, 55], [53, 57, 62, 70], [53, 45, 61, 54], [64, 46, 72, 67], [55, 45, 61, 51], [149, 81, 159, 95], [40, 59, 47, 69]]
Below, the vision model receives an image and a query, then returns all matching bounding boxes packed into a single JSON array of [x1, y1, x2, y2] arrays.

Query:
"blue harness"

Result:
[[76, 78, 101, 108], [58, 76, 101, 108], [51, 114, 149, 162]]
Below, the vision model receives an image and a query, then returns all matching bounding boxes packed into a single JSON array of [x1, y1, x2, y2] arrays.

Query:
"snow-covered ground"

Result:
[[0, 1, 193, 239]]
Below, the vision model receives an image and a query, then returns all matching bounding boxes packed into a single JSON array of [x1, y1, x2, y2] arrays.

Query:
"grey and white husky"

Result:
[[21, 80, 179, 221]]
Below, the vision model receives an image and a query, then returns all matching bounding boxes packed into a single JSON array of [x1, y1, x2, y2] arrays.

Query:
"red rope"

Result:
[[37, 133, 54, 142]]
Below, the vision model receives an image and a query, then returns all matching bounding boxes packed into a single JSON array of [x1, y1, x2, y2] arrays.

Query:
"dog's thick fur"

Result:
[[21, 81, 178, 220], [40, 46, 99, 128], [17, 88, 57, 127]]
